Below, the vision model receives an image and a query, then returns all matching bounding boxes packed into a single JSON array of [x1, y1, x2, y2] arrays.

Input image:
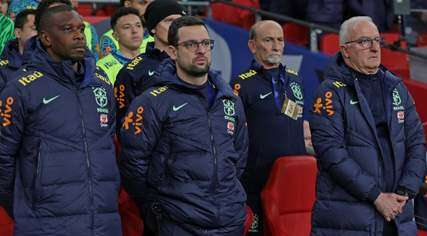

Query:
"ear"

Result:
[[112, 30, 119, 41], [14, 28, 22, 39], [247, 39, 256, 54], [340, 44, 350, 59], [168, 45, 177, 60], [124, 1, 130, 7], [39, 31, 52, 48]]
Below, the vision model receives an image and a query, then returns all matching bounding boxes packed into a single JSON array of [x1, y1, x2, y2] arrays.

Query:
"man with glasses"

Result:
[[310, 16, 426, 236], [119, 16, 249, 235], [230, 20, 311, 235], [114, 0, 184, 126]]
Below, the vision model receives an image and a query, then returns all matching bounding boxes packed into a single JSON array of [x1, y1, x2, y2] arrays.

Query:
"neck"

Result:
[[176, 66, 208, 86], [18, 42, 24, 55], [346, 60, 378, 75], [119, 45, 140, 59], [154, 36, 169, 52]]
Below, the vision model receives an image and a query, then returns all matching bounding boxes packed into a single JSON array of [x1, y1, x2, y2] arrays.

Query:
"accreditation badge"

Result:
[[281, 96, 301, 120]]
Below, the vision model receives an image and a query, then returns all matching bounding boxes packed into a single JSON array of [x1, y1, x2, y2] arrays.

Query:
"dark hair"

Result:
[[120, 0, 127, 6], [14, 9, 37, 29], [168, 16, 207, 46], [36, 0, 72, 31], [110, 7, 141, 29], [37, 5, 74, 32]]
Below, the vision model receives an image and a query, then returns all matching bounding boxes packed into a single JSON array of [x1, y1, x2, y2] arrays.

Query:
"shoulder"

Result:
[[94, 69, 112, 86], [235, 69, 258, 83], [13, 69, 46, 88], [125, 55, 144, 71]]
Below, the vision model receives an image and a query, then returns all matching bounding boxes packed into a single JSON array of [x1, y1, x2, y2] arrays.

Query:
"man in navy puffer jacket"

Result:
[[120, 16, 248, 235], [310, 16, 426, 236], [0, 5, 121, 236]]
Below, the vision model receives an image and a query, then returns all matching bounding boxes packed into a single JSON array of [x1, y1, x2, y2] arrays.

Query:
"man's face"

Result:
[[153, 14, 181, 44], [170, 25, 212, 78], [15, 14, 37, 47], [341, 21, 381, 74], [114, 14, 143, 51], [126, 0, 153, 17], [41, 10, 86, 61], [248, 21, 284, 69]]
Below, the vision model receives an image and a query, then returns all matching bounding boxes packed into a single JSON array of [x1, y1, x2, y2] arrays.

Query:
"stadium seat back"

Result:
[[261, 156, 317, 236]]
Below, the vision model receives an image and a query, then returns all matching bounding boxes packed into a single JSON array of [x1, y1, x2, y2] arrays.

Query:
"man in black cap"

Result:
[[114, 0, 185, 126]]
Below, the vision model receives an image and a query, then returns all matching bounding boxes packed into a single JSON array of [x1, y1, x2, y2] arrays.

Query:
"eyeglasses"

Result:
[[176, 39, 215, 51], [345, 36, 384, 49]]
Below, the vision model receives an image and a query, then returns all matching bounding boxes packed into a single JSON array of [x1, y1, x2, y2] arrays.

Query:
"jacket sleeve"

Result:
[[309, 83, 380, 202], [114, 68, 135, 131], [398, 86, 426, 194], [119, 94, 162, 210], [0, 83, 27, 216], [234, 97, 249, 179]]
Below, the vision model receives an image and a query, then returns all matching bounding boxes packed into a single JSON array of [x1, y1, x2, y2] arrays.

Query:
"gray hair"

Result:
[[339, 16, 374, 45]]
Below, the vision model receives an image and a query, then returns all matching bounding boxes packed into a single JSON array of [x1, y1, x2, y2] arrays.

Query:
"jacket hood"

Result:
[[154, 58, 235, 99], [23, 37, 99, 88], [1, 39, 22, 69], [325, 52, 402, 89]]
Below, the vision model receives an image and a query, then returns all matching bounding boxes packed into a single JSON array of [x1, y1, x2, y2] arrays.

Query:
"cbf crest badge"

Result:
[[93, 87, 108, 108], [223, 99, 235, 116], [290, 82, 303, 100], [392, 88, 401, 106]]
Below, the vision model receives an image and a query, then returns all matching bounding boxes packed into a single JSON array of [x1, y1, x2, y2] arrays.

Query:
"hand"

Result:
[[374, 193, 408, 221], [419, 183, 427, 197]]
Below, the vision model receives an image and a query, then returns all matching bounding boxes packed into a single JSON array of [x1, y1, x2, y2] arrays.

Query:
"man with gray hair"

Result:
[[309, 16, 426, 235]]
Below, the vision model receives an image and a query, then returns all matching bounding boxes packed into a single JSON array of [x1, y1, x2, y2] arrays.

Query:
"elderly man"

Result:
[[310, 16, 426, 236], [230, 20, 310, 235]]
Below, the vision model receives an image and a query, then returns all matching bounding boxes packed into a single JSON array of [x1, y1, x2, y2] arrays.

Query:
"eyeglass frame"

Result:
[[344, 36, 384, 49], [175, 39, 215, 51]]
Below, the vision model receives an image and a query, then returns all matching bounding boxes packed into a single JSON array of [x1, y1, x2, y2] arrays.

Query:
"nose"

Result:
[[74, 30, 85, 42]]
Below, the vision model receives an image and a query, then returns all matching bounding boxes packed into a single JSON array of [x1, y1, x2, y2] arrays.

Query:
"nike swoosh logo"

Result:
[[259, 92, 272, 99], [172, 103, 188, 112], [350, 99, 359, 105], [148, 70, 155, 76], [43, 95, 60, 104]]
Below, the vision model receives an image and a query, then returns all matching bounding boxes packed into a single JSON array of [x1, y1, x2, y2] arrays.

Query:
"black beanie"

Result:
[[144, 0, 186, 36]]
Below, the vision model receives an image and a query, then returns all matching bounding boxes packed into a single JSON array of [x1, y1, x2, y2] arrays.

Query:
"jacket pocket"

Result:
[[32, 141, 43, 207]]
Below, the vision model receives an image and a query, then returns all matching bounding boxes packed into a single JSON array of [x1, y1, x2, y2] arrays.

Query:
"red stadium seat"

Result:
[[0, 207, 13, 236], [418, 230, 427, 236], [261, 156, 317, 236], [211, 0, 260, 30], [244, 206, 254, 235], [381, 33, 410, 80], [283, 23, 309, 46], [319, 33, 340, 55]]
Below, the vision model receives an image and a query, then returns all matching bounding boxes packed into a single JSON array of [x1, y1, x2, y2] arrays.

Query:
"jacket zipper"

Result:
[[75, 89, 94, 234]]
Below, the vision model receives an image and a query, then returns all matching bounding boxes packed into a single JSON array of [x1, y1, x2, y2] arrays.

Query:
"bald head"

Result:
[[248, 20, 284, 69], [249, 20, 283, 40]]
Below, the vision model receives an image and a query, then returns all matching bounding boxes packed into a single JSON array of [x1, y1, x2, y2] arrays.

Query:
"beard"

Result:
[[266, 54, 282, 64], [180, 60, 211, 77]]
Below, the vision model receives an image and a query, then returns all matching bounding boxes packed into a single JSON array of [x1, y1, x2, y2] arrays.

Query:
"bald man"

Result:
[[230, 20, 310, 235]]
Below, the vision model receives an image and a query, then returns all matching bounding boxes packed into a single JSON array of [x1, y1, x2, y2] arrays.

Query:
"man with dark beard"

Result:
[[230, 20, 311, 235], [119, 16, 249, 235]]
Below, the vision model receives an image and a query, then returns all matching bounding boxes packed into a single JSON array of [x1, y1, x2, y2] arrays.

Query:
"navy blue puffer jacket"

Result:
[[0, 39, 121, 236], [310, 53, 426, 236], [120, 59, 248, 230]]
